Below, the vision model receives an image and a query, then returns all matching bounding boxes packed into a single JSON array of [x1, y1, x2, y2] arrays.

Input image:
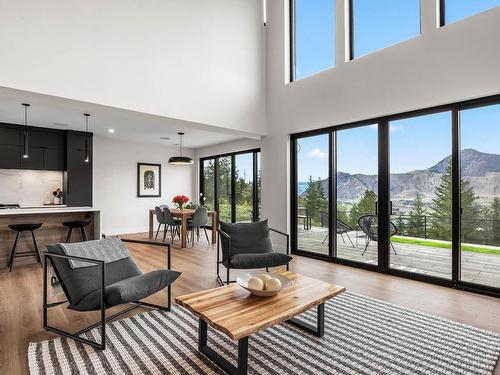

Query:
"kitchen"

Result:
[[0, 117, 100, 271]]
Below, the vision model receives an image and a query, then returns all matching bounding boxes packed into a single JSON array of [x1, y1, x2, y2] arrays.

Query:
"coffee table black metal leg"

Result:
[[198, 318, 249, 375], [287, 303, 325, 337]]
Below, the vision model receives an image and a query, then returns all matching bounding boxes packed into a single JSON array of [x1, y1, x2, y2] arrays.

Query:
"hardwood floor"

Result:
[[1, 231, 499, 374]]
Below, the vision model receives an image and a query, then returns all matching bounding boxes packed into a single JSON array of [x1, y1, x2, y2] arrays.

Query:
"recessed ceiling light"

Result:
[[53, 122, 69, 127], [108, 128, 115, 133], [160, 137, 170, 140]]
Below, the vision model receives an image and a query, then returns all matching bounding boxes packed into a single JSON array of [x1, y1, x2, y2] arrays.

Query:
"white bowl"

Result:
[[236, 273, 293, 297]]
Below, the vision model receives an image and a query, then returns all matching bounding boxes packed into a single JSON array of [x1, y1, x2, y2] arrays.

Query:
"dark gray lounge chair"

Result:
[[217, 219, 292, 285], [44, 236, 180, 350], [358, 214, 398, 256]]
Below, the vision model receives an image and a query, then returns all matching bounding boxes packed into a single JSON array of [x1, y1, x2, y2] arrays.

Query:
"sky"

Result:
[[295, 0, 500, 79], [294, 1, 500, 181], [297, 104, 500, 182]]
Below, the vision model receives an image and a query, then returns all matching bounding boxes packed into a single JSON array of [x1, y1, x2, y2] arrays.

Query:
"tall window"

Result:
[[443, 1, 500, 25], [460, 104, 500, 289], [389, 112, 452, 279], [291, 95, 500, 296], [352, 0, 420, 58], [200, 150, 261, 224], [292, 0, 335, 81], [295, 133, 330, 256]]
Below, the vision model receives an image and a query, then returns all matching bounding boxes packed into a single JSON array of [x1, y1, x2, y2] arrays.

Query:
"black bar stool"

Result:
[[63, 218, 91, 242], [8, 223, 43, 272]]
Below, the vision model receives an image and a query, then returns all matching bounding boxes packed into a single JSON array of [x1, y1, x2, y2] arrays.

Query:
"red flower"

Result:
[[172, 195, 189, 204]]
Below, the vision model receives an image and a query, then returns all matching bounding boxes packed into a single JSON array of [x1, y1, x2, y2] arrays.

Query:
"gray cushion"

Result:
[[47, 244, 142, 307], [71, 269, 181, 311], [224, 253, 292, 269], [219, 220, 273, 257]]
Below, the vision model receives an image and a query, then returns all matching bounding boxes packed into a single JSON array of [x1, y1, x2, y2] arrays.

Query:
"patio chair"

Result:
[[297, 207, 312, 230], [358, 214, 398, 256], [320, 210, 355, 247], [43, 236, 181, 350], [217, 219, 292, 285]]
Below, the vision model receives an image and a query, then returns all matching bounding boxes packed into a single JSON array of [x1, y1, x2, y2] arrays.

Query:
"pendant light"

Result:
[[83, 113, 90, 163], [168, 132, 193, 165], [21, 103, 30, 158]]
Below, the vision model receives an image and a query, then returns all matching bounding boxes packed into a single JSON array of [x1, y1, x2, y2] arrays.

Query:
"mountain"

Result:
[[428, 149, 500, 176], [300, 149, 500, 201]]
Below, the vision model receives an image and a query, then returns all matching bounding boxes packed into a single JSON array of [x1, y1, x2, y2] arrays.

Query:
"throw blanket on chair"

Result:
[[59, 237, 130, 269]]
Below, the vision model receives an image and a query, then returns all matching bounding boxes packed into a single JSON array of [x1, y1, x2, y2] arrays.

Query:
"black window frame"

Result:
[[290, 93, 500, 299], [200, 148, 261, 224]]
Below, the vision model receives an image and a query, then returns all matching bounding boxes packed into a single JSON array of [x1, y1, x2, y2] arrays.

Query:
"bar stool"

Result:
[[7, 223, 43, 272], [62, 218, 91, 242]]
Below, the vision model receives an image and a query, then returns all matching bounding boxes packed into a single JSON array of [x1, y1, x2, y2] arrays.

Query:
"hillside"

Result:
[[299, 149, 500, 201]]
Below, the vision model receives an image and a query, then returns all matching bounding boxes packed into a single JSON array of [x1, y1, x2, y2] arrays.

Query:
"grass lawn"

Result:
[[392, 237, 500, 255]]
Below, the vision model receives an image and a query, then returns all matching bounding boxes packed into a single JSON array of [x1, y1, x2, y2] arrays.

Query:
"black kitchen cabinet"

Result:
[[0, 126, 21, 168], [0, 124, 66, 171], [65, 131, 92, 207], [43, 147, 66, 171], [20, 147, 44, 170], [0, 145, 21, 169], [0, 123, 92, 207], [0, 126, 21, 145]]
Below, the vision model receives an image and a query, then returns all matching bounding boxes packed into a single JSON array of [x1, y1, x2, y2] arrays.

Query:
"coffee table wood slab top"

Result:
[[175, 270, 346, 340]]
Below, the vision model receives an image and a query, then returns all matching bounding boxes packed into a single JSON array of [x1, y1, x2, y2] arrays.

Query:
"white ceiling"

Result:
[[0, 86, 260, 149]]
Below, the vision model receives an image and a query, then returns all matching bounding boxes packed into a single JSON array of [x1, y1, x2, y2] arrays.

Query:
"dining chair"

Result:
[[163, 207, 182, 243], [187, 207, 210, 246], [154, 206, 167, 240]]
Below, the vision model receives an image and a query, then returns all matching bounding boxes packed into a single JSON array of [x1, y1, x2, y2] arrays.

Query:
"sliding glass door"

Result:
[[460, 104, 500, 289], [200, 149, 260, 224], [336, 125, 378, 265], [389, 112, 452, 279], [235, 153, 255, 222], [291, 96, 500, 296], [294, 133, 330, 256]]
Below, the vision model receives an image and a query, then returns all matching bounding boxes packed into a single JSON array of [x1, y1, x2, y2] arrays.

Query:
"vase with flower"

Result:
[[172, 195, 189, 210], [53, 188, 63, 205]]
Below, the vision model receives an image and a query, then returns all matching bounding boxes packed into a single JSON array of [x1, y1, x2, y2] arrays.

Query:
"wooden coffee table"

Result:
[[175, 270, 345, 375]]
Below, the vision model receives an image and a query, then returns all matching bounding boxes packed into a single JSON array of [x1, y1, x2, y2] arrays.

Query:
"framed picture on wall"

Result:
[[137, 162, 161, 197]]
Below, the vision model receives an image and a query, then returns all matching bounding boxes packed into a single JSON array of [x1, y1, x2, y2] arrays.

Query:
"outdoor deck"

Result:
[[297, 226, 500, 288]]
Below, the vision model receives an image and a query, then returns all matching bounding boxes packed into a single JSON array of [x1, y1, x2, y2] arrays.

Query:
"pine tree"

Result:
[[303, 176, 328, 225], [489, 197, 500, 246], [408, 193, 426, 238], [429, 162, 480, 241], [349, 189, 377, 226], [461, 177, 481, 242]]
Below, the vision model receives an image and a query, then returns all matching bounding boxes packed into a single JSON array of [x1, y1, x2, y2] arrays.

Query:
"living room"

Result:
[[1, 1, 500, 374]]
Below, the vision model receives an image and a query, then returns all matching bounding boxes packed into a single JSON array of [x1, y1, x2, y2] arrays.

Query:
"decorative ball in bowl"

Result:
[[236, 273, 293, 297]]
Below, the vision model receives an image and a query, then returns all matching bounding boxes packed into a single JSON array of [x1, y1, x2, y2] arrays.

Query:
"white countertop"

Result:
[[0, 206, 99, 215]]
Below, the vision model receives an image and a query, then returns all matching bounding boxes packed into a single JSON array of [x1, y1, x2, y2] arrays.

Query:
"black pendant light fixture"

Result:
[[83, 113, 90, 163], [21, 103, 30, 159], [168, 132, 193, 165]]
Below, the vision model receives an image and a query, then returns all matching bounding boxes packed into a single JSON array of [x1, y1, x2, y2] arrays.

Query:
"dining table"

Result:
[[149, 208, 217, 248]]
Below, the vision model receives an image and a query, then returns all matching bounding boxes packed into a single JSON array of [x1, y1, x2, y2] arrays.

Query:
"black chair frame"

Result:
[[216, 227, 290, 286], [43, 238, 172, 350]]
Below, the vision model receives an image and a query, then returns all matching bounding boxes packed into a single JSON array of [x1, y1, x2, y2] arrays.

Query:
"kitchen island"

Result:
[[0, 207, 100, 267]]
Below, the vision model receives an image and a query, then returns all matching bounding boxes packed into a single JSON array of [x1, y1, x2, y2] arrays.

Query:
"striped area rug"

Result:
[[28, 292, 500, 375]]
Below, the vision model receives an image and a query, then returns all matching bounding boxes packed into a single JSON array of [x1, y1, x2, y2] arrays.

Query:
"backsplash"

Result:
[[0, 169, 64, 206]]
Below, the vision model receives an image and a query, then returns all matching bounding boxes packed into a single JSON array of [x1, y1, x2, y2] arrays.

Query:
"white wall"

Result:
[[262, 1, 500, 233], [0, 0, 266, 136], [93, 136, 194, 235]]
